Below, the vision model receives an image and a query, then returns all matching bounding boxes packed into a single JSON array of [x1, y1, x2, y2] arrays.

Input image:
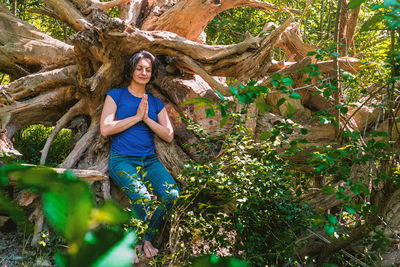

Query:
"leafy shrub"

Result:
[[162, 116, 310, 266], [13, 124, 72, 166]]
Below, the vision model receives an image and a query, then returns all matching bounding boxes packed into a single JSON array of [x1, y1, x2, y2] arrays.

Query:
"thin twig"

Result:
[[339, 84, 386, 136]]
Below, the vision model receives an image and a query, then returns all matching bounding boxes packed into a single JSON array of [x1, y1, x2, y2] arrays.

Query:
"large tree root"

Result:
[[59, 120, 99, 169]]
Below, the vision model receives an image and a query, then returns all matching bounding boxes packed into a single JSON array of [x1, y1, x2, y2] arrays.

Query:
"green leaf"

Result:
[[341, 71, 355, 81], [328, 214, 338, 225], [271, 80, 280, 87], [42, 179, 94, 244], [348, 0, 365, 9], [210, 254, 220, 264], [219, 104, 227, 117], [17, 167, 73, 193], [330, 51, 339, 58], [220, 116, 230, 128], [306, 51, 318, 56], [287, 102, 296, 117], [371, 4, 384, 11], [322, 186, 336, 195], [92, 231, 136, 267], [277, 98, 286, 107], [42, 191, 68, 237], [0, 164, 31, 187], [384, 0, 400, 7], [205, 107, 215, 118], [247, 80, 257, 86], [319, 117, 330, 125], [215, 90, 225, 101], [193, 255, 248, 267], [260, 131, 271, 141], [270, 73, 283, 80], [340, 106, 349, 115], [282, 77, 294, 86], [336, 192, 345, 200], [323, 88, 332, 98], [58, 228, 136, 267], [230, 86, 238, 95], [353, 182, 370, 195], [316, 163, 328, 172], [255, 100, 270, 113], [237, 94, 250, 105], [297, 66, 312, 74], [310, 70, 321, 77], [182, 97, 214, 107], [300, 128, 309, 135], [289, 92, 301, 99], [91, 201, 130, 226], [360, 14, 384, 32], [345, 206, 356, 215], [324, 223, 335, 235]]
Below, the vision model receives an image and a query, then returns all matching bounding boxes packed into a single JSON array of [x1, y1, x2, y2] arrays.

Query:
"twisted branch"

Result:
[[59, 119, 99, 169], [40, 99, 88, 165]]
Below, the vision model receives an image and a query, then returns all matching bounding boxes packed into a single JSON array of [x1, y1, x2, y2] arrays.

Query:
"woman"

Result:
[[100, 50, 179, 262]]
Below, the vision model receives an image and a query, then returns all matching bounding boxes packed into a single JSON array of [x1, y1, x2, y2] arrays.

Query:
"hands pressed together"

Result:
[[136, 94, 149, 123], [131, 93, 173, 143]]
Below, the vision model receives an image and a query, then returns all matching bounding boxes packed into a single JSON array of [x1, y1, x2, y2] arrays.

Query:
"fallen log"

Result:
[[7, 164, 108, 186]]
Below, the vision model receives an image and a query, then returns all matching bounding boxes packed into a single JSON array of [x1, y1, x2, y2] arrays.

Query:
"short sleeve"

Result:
[[105, 88, 122, 105], [154, 96, 165, 114]]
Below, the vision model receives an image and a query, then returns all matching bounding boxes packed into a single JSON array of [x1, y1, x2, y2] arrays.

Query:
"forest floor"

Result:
[[0, 222, 54, 267], [0, 219, 158, 267]]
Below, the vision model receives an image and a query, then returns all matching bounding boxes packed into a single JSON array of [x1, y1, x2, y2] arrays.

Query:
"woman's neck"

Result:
[[128, 83, 146, 97]]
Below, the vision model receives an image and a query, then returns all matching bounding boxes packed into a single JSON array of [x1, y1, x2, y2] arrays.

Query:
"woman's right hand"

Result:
[[136, 94, 148, 121]]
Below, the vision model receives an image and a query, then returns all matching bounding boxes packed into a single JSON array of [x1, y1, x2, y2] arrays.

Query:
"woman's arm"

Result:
[[144, 107, 174, 143], [100, 95, 144, 137]]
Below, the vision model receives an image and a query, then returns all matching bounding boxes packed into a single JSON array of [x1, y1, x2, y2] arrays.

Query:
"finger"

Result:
[[144, 246, 151, 258]]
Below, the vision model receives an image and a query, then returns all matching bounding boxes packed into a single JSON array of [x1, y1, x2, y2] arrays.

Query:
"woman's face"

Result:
[[132, 58, 152, 85]]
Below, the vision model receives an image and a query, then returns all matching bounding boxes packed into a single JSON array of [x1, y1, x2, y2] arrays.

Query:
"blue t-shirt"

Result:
[[106, 87, 165, 156]]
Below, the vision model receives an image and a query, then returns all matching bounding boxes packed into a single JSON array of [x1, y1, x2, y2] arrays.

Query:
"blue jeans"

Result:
[[108, 150, 179, 242]]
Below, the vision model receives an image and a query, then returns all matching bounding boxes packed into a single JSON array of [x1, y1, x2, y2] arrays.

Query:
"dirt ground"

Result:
[[0, 220, 54, 267]]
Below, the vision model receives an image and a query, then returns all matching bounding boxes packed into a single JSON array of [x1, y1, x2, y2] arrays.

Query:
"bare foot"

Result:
[[143, 240, 159, 258], [134, 245, 143, 264]]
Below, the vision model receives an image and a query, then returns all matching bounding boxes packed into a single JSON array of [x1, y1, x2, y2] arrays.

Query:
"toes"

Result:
[[143, 242, 159, 258], [144, 246, 152, 258]]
